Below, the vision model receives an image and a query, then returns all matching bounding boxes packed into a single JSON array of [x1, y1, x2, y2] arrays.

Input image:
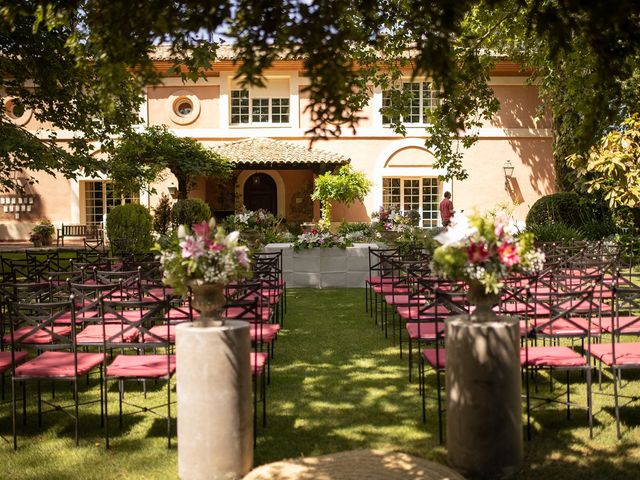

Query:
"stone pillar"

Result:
[[176, 321, 253, 480], [445, 315, 523, 479]]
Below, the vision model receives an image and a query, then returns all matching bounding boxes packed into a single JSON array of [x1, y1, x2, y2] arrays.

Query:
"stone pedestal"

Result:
[[176, 321, 253, 480], [445, 315, 522, 479]]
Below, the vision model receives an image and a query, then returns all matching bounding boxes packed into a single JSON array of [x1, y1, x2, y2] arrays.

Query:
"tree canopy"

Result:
[[108, 126, 230, 199], [3, 1, 640, 190]]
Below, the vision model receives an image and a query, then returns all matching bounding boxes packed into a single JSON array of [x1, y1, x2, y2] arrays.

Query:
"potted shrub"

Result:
[[30, 220, 55, 247], [106, 204, 153, 254], [311, 165, 371, 232]]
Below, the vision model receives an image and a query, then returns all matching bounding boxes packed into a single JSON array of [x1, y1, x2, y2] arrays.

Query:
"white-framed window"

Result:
[[83, 181, 140, 225], [382, 81, 441, 126], [382, 177, 441, 228], [230, 89, 290, 125]]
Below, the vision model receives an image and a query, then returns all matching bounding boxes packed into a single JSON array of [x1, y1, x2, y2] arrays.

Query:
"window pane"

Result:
[[382, 178, 400, 209], [271, 98, 289, 123], [422, 82, 441, 122], [422, 177, 440, 228], [230, 89, 250, 124], [382, 90, 400, 125], [403, 83, 421, 124], [403, 178, 420, 212], [251, 98, 269, 123]]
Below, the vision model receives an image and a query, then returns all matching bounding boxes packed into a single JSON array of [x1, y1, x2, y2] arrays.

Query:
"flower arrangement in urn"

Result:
[[158, 218, 251, 326], [431, 212, 545, 320]]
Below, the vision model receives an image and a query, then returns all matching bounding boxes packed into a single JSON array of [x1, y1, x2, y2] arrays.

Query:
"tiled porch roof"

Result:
[[211, 138, 350, 167]]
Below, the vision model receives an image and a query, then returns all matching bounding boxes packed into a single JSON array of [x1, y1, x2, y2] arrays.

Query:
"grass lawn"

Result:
[[1, 288, 640, 479]]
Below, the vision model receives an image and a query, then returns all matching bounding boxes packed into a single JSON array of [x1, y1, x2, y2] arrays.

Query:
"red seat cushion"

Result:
[[107, 354, 176, 378], [165, 307, 192, 321], [538, 317, 601, 336], [373, 284, 409, 295], [396, 304, 450, 320], [15, 351, 104, 378], [55, 309, 98, 324], [249, 323, 281, 343], [146, 325, 176, 343], [250, 352, 268, 375], [602, 315, 640, 334], [0, 351, 29, 373], [406, 322, 445, 341], [422, 348, 446, 369], [590, 342, 640, 366], [103, 309, 150, 323], [367, 276, 397, 285], [3, 326, 72, 345], [520, 346, 586, 367], [224, 306, 272, 322], [384, 294, 426, 306], [76, 324, 139, 344]]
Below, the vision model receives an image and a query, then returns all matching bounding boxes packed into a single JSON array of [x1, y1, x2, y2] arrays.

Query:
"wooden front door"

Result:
[[243, 173, 277, 214]]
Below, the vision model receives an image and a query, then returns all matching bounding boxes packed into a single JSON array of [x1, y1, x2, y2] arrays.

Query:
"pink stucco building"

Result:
[[0, 48, 554, 240]]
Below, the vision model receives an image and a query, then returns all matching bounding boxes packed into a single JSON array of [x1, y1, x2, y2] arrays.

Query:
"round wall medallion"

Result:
[[166, 90, 201, 125], [4, 97, 33, 126]]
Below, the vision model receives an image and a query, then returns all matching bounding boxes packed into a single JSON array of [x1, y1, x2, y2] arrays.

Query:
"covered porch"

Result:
[[191, 138, 361, 224]]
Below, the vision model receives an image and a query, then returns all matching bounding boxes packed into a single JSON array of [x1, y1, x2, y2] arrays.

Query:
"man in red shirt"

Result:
[[439, 191, 455, 227]]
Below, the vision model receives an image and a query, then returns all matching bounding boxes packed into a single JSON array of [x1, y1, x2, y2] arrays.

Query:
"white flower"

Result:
[[225, 230, 240, 243], [434, 214, 476, 246], [177, 225, 187, 239]]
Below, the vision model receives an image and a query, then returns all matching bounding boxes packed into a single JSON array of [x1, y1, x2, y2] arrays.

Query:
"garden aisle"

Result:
[[255, 288, 439, 464]]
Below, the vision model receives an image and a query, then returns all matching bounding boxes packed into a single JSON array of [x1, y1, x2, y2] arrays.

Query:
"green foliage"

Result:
[[526, 192, 585, 229], [170, 199, 211, 228], [108, 126, 230, 198], [527, 223, 586, 243], [153, 194, 173, 236], [311, 165, 371, 231], [337, 221, 376, 238], [31, 220, 55, 238], [106, 204, 153, 253], [567, 115, 640, 209]]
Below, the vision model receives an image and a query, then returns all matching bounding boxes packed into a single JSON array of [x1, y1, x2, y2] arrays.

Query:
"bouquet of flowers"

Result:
[[158, 218, 251, 296], [293, 229, 353, 251], [431, 213, 545, 294], [371, 207, 420, 233], [224, 208, 281, 233]]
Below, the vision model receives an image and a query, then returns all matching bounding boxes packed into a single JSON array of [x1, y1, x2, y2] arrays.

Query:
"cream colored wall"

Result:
[[147, 85, 220, 129], [1, 72, 555, 241], [0, 170, 73, 240]]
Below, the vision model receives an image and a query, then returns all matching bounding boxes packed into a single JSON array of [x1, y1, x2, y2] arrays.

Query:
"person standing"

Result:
[[439, 191, 455, 227]]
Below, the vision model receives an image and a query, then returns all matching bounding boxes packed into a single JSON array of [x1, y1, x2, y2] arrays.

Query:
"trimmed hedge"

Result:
[[170, 198, 211, 227], [526, 192, 584, 229], [106, 204, 153, 253]]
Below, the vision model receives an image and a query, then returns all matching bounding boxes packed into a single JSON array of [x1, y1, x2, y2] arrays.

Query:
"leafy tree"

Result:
[[4, 0, 640, 188], [566, 115, 640, 209], [108, 126, 230, 199], [311, 165, 371, 231]]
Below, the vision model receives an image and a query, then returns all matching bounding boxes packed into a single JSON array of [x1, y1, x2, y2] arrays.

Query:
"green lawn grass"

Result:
[[1, 288, 640, 479]]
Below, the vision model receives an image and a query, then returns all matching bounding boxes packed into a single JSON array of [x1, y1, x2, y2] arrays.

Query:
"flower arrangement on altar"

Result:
[[158, 218, 252, 296], [293, 229, 353, 251], [371, 206, 420, 233], [223, 208, 282, 233], [431, 212, 546, 294]]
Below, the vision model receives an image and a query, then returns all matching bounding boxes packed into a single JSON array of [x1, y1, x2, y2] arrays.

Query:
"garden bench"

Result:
[[56, 224, 103, 246]]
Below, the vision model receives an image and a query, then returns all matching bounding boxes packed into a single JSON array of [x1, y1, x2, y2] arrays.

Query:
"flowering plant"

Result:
[[371, 207, 420, 233], [293, 229, 353, 251], [224, 208, 282, 233], [431, 212, 545, 294], [158, 218, 251, 296]]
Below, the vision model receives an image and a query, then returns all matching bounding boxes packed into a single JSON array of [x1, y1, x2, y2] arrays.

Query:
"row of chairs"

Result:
[[365, 241, 640, 443], [0, 249, 287, 449]]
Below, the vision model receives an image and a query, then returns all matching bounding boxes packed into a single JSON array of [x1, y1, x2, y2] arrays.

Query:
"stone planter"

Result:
[[445, 314, 523, 479], [176, 320, 253, 480], [379, 231, 401, 244]]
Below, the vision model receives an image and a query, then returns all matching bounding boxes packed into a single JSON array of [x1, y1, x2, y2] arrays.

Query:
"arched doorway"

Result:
[[243, 173, 277, 214]]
